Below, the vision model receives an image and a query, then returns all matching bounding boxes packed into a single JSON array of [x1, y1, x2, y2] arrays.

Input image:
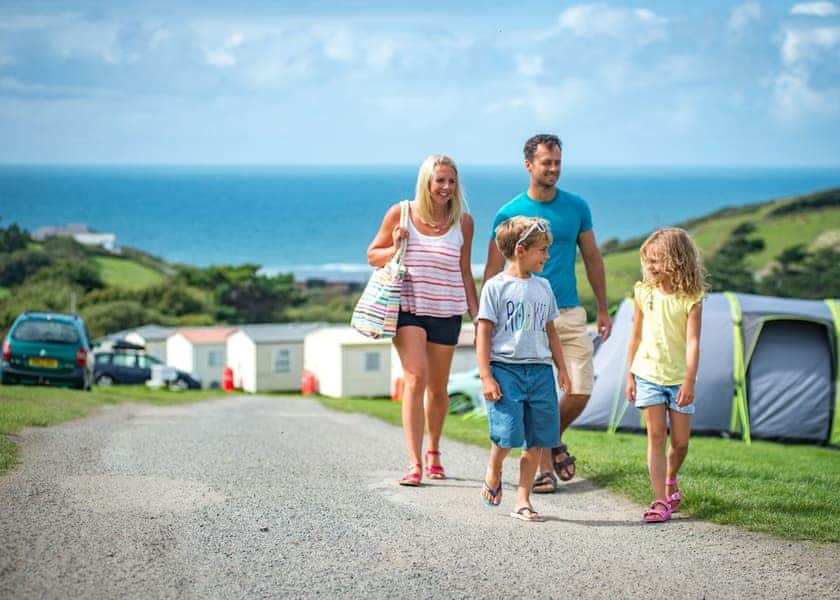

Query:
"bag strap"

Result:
[[393, 200, 409, 263]]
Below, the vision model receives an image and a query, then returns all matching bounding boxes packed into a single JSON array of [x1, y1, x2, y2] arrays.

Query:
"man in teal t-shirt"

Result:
[[482, 133, 612, 492]]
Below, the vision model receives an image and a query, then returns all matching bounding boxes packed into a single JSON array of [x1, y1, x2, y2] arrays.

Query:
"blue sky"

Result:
[[1, 1, 839, 166]]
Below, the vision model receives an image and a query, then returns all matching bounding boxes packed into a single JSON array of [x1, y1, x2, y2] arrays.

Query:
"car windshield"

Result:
[[13, 319, 80, 344]]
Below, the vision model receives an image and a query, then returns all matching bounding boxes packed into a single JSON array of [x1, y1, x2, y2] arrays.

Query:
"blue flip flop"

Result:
[[482, 474, 502, 507]]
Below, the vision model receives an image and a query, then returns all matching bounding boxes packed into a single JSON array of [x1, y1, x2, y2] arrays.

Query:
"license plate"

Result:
[[28, 357, 58, 368]]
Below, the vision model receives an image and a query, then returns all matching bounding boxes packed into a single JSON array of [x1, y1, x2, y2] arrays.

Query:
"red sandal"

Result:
[[424, 449, 446, 480], [398, 463, 422, 487]]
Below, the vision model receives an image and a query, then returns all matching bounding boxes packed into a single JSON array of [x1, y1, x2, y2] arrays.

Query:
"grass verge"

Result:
[[320, 395, 840, 544], [0, 384, 224, 475]]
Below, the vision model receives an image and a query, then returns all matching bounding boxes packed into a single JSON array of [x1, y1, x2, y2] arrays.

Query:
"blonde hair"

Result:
[[640, 227, 708, 296], [414, 154, 465, 229], [495, 216, 553, 259]]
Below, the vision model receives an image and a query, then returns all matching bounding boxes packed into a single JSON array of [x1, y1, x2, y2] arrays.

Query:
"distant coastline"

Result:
[[2, 166, 838, 279]]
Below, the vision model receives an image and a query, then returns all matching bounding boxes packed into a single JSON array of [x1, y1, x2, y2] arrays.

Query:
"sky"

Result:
[[1, 1, 839, 166]]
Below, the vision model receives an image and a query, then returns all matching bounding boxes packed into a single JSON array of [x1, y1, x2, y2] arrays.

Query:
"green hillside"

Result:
[[577, 188, 840, 313], [94, 256, 165, 289]]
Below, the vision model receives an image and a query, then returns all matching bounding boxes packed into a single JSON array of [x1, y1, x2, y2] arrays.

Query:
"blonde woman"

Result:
[[367, 155, 479, 486]]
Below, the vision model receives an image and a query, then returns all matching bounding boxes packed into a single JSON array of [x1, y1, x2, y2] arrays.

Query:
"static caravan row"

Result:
[[104, 321, 478, 396]]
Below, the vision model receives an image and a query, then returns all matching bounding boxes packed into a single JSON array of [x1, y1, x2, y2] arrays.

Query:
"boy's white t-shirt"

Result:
[[477, 272, 560, 364]]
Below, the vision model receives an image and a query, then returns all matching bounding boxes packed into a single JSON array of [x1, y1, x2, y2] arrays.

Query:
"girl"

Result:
[[625, 228, 706, 523]]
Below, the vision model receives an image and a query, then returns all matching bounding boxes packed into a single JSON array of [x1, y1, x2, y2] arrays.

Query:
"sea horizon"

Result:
[[2, 164, 839, 283]]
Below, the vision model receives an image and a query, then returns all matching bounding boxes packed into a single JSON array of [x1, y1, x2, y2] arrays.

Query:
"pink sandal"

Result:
[[398, 463, 422, 487], [643, 499, 672, 523], [424, 449, 446, 480], [666, 478, 682, 512]]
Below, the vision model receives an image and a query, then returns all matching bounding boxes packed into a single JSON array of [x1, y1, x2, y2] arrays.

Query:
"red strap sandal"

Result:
[[424, 449, 446, 480], [398, 463, 422, 486]]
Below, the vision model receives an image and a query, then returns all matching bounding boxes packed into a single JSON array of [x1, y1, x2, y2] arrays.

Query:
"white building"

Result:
[[303, 326, 392, 398], [166, 327, 237, 389], [226, 323, 326, 393]]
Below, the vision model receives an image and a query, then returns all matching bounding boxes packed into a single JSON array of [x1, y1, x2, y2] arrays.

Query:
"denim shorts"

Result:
[[486, 362, 560, 449], [634, 375, 695, 415], [397, 311, 462, 346]]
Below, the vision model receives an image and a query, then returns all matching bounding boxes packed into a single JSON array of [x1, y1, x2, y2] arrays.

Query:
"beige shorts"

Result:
[[553, 306, 594, 395]]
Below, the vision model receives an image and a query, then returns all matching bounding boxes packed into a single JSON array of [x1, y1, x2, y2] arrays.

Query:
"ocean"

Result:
[[1, 165, 839, 282]]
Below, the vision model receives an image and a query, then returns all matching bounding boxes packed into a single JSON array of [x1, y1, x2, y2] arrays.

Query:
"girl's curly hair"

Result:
[[640, 227, 708, 296]]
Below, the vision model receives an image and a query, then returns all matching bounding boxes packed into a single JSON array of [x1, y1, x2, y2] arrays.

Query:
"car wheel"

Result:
[[448, 393, 474, 415], [96, 374, 114, 386], [169, 378, 189, 391]]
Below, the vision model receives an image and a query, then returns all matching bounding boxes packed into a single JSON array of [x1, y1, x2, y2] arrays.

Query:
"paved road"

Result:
[[1, 396, 838, 599]]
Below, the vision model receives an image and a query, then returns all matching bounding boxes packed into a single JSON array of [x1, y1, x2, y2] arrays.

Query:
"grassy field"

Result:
[[321, 396, 840, 544], [0, 384, 223, 474], [94, 255, 165, 289]]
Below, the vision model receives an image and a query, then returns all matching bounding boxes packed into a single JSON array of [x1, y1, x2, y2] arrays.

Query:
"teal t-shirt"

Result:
[[491, 189, 593, 308]]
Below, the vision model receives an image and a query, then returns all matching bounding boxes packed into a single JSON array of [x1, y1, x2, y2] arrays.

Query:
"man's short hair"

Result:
[[524, 134, 562, 161]]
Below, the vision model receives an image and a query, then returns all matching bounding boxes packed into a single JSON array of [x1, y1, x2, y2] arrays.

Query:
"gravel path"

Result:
[[1, 395, 838, 599]]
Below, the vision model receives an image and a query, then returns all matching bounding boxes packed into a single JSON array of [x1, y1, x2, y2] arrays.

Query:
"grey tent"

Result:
[[574, 293, 839, 445]]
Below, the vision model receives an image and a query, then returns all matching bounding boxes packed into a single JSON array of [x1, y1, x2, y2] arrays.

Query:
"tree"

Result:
[[757, 246, 840, 299], [705, 222, 765, 293], [0, 220, 29, 253]]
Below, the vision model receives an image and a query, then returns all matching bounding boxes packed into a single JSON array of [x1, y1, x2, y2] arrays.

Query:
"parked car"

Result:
[[1, 311, 93, 390], [446, 368, 484, 415], [93, 346, 201, 389]]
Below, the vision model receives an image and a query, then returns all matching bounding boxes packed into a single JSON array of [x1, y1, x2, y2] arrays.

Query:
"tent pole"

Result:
[[724, 292, 751, 445], [825, 299, 840, 442]]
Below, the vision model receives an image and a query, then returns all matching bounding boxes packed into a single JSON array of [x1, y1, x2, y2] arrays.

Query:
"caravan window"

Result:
[[364, 352, 380, 372], [207, 350, 223, 367], [273, 349, 291, 373]]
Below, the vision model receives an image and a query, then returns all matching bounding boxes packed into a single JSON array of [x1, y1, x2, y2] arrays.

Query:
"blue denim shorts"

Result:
[[634, 375, 695, 415], [486, 362, 560, 449]]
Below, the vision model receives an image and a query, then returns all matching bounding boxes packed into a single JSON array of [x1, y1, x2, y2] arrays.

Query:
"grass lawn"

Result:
[[94, 256, 164, 289], [0, 384, 224, 474], [320, 396, 840, 544]]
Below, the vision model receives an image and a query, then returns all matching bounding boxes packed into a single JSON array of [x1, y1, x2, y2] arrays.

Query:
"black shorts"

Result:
[[397, 311, 462, 346]]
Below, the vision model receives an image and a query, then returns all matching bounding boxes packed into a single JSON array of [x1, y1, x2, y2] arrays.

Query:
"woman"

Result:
[[367, 155, 479, 486]]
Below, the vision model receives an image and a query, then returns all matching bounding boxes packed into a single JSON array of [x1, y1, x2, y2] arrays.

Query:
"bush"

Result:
[[80, 301, 151, 339], [29, 261, 103, 292], [0, 249, 52, 287]]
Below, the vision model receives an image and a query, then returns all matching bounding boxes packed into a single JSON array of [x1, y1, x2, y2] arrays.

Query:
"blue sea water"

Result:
[[1, 165, 838, 282]]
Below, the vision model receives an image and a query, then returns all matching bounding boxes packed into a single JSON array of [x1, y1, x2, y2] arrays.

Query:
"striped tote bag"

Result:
[[350, 200, 409, 339]]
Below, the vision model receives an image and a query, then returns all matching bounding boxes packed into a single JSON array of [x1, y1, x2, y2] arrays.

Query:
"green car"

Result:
[[1, 311, 93, 390]]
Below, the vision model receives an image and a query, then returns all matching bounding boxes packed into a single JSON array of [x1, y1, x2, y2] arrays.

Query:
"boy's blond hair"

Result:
[[495, 216, 553, 259], [640, 227, 708, 296]]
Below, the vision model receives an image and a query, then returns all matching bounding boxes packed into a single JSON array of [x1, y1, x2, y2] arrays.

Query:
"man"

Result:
[[482, 133, 612, 492]]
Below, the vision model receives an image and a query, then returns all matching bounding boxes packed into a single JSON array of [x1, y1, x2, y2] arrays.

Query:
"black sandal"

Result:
[[532, 471, 558, 493], [551, 444, 576, 481]]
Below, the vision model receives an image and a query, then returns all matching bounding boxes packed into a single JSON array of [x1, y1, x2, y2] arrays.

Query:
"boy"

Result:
[[477, 216, 572, 521]]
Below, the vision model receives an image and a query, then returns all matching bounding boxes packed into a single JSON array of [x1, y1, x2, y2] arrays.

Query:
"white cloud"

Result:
[[773, 25, 840, 120], [205, 32, 245, 67], [485, 79, 591, 122], [772, 72, 836, 119], [728, 2, 762, 36], [791, 2, 839, 17], [781, 26, 840, 66], [556, 4, 667, 45], [515, 54, 543, 77]]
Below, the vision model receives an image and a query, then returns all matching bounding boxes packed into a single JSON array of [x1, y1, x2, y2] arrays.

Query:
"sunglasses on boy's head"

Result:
[[516, 220, 548, 247]]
